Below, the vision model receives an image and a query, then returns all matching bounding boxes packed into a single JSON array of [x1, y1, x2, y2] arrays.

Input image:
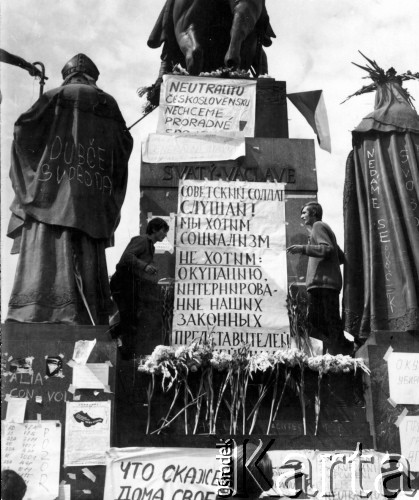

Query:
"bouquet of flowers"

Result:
[[138, 342, 370, 435]]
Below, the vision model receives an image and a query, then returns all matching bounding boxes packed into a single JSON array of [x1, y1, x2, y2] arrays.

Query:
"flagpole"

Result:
[[127, 107, 157, 131]]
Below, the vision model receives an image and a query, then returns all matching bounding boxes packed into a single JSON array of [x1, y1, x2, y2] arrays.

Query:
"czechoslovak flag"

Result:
[[287, 90, 332, 153]]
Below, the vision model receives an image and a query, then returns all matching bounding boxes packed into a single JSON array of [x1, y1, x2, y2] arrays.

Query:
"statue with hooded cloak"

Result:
[[342, 57, 419, 341], [7, 54, 133, 325]]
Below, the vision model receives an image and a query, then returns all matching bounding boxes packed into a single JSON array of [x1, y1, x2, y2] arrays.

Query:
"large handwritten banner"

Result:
[[172, 180, 289, 353], [1, 420, 61, 500], [157, 75, 256, 137], [104, 447, 219, 500], [104, 446, 390, 500]]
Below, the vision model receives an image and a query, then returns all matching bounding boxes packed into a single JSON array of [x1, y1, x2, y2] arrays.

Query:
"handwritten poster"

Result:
[[104, 447, 219, 500], [157, 75, 256, 137], [1, 420, 61, 500], [64, 401, 111, 466], [172, 179, 289, 353], [387, 352, 419, 404], [399, 415, 419, 471]]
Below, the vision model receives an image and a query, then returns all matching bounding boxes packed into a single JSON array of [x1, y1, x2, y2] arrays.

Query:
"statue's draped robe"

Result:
[[343, 81, 419, 338], [7, 82, 133, 324]]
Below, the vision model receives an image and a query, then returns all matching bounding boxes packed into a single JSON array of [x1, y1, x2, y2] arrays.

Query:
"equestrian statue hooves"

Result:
[[147, 0, 276, 79]]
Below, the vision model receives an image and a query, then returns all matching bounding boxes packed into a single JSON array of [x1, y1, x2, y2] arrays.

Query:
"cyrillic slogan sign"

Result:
[[172, 179, 289, 353]]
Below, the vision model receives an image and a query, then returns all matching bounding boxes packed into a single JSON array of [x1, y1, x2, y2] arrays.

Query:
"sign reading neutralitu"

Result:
[[157, 75, 257, 137]]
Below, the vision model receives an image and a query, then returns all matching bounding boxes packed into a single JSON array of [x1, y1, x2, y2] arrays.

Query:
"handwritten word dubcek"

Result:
[[38, 135, 113, 194]]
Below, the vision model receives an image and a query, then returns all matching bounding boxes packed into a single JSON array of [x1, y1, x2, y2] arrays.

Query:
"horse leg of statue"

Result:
[[173, 0, 212, 75], [225, 0, 263, 69], [239, 31, 258, 72]]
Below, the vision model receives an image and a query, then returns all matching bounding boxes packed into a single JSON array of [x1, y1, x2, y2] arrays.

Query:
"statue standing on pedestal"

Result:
[[343, 58, 419, 340], [148, 0, 276, 77], [7, 54, 133, 325]]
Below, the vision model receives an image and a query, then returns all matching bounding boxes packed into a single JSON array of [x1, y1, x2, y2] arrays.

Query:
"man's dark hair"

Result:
[[235, 442, 273, 499], [1, 470, 27, 500], [303, 201, 323, 220], [146, 217, 169, 235]]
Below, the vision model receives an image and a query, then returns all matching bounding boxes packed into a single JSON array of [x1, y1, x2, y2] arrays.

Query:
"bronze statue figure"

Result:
[[7, 54, 133, 325], [148, 0, 276, 77]]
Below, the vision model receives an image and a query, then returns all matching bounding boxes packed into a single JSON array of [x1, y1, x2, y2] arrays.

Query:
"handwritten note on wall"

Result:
[[387, 352, 419, 405], [104, 447, 219, 500], [399, 415, 419, 471], [172, 179, 289, 353], [157, 75, 256, 137], [1, 420, 61, 500]]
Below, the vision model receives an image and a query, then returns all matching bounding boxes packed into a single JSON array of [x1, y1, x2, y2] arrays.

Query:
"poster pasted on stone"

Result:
[[157, 75, 256, 137], [172, 179, 289, 353], [387, 352, 419, 405], [64, 400, 111, 467], [142, 133, 246, 164], [399, 415, 419, 471], [104, 447, 390, 500], [1, 420, 61, 500]]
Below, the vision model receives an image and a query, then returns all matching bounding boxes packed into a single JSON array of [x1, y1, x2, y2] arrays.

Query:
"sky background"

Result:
[[1, 0, 418, 317]]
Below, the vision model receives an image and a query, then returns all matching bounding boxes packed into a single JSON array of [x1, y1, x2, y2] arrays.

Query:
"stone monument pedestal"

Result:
[[1, 323, 117, 497], [356, 330, 419, 452]]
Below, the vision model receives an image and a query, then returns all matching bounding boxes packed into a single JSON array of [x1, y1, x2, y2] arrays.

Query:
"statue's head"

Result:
[[61, 54, 99, 83]]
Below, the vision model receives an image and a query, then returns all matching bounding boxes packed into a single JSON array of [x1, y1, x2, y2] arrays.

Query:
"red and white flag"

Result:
[[287, 90, 331, 153]]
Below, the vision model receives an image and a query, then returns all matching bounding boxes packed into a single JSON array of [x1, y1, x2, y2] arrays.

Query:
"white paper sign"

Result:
[[72, 339, 96, 365], [142, 133, 246, 163], [72, 363, 109, 390], [399, 415, 419, 471], [5, 396, 27, 423], [172, 179, 289, 353], [157, 74, 256, 137], [104, 447, 219, 500], [58, 483, 71, 500], [387, 352, 419, 404], [1, 420, 61, 500], [64, 401, 111, 466]]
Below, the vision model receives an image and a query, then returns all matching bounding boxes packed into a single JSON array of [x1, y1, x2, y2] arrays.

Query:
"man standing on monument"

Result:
[[287, 202, 351, 355], [7, 54, 133, 325], [110, 217, 170, 357]]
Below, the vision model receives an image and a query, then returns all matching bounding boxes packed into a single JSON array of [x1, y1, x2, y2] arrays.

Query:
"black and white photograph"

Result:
[[1, 1, 419, 499]]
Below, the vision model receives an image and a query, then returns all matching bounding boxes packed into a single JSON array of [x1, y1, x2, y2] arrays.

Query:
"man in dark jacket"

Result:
[[110, 218, 169, 357], [287, 202, 351, 354]]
